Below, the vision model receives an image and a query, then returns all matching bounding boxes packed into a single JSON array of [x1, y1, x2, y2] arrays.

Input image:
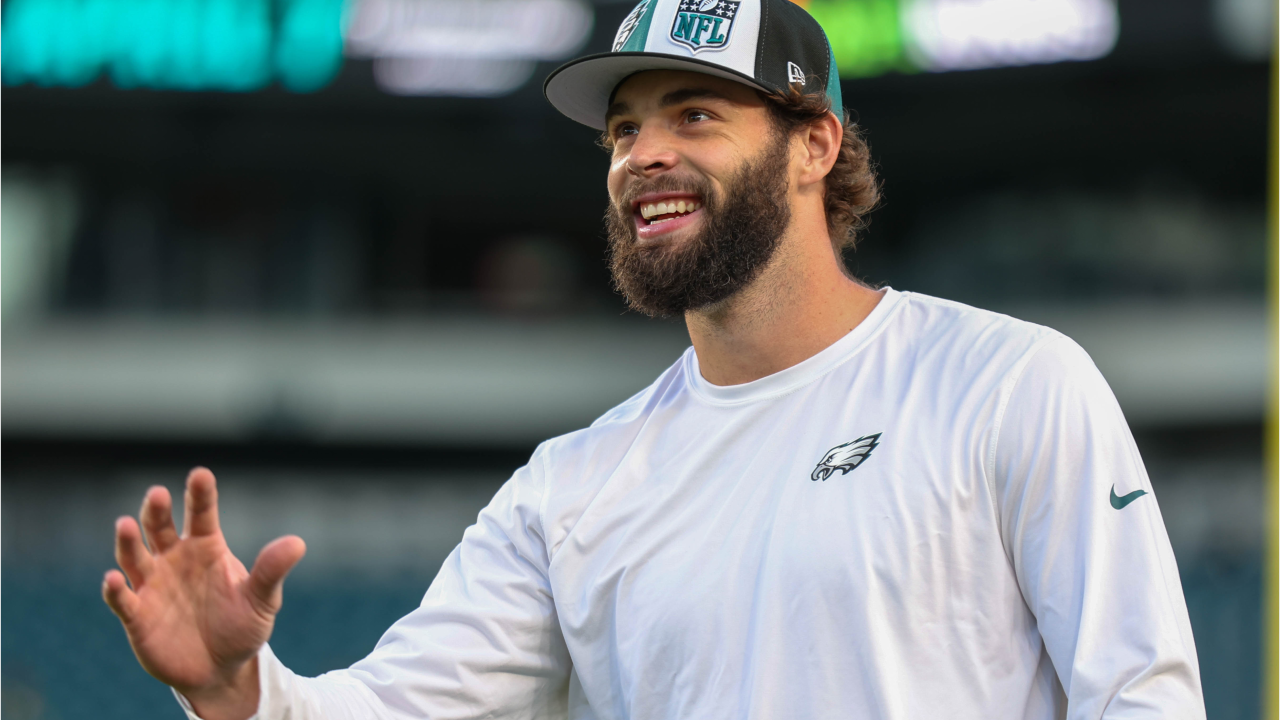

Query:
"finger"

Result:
[[140, 485, 180, 554], [102, 569, 140, 621], [245, 536, 306, 615], [115, 516, 154, 587], [183, 467, 221, 538]]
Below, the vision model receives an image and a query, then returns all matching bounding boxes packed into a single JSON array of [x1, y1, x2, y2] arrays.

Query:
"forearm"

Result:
[[172, 459, 569, 720], [177, 645, 395, 720]]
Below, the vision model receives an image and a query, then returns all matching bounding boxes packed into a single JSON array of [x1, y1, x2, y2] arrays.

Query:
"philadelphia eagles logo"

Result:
[[811, 433, 881, 481], [670, 0, 740, 52], [612, 0, 650, 52]]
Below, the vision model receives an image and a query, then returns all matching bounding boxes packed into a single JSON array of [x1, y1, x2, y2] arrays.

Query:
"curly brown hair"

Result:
[[760, 86, 880, 259]]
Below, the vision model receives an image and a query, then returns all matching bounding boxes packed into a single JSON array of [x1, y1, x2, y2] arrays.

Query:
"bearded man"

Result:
[[103, 1, 1206, 718]]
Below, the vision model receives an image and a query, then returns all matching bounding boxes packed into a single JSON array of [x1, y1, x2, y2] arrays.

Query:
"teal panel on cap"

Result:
[[620, 0, 657, 52], [826, 41, 843, 113]]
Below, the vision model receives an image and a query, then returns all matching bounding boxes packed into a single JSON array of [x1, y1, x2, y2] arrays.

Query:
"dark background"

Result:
[[2, 0, 1272, 717]]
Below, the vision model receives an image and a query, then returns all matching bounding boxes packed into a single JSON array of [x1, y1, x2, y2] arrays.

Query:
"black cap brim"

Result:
[[544, 52, 770, 131]]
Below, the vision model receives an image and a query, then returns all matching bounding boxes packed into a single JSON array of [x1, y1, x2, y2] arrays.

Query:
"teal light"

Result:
[[2, 0, 100, 87], [1, 0, 346, 92], [276, 0, 347, 92]]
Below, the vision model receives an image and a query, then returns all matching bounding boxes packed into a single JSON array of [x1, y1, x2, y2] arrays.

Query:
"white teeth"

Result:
[[639, 199, 700, 222]]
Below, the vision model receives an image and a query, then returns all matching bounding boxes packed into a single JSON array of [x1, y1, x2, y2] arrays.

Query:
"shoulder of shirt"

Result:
[[896, 291, 1111, 413], [895, 289, 1070, 358], [521, 350, 691, 553], [528, 348, 692, 477]]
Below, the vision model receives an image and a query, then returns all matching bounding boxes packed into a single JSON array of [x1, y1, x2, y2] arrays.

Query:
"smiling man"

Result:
[[104, 1, 1205, 719]]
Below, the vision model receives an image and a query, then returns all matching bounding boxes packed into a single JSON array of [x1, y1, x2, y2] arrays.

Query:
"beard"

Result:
[[605, 131, 793, 318]]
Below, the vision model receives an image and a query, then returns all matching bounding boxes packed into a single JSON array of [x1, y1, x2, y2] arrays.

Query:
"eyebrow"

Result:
[[604, 87, 735, 125]]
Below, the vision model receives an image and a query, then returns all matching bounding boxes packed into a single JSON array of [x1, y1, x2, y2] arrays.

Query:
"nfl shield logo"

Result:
[[670, 0, 741, 52]]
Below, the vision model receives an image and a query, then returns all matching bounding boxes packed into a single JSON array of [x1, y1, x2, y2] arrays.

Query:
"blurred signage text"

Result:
[[2, 0, 346, 92], [799, 0, 1119, 77], [1, 0, 592, 97], [344, 0, 593, 96]]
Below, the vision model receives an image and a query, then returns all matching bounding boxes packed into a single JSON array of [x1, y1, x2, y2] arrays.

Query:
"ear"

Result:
[[796, 112, 843, 189]]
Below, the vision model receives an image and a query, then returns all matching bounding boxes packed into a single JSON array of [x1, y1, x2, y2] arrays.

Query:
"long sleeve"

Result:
[[991, 335, 1204, 718], [177, 446, 572, 720]]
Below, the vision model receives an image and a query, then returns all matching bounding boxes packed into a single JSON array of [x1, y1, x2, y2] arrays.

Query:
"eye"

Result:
[[613, 122, 639, 140], [685, 109, 712, 124]]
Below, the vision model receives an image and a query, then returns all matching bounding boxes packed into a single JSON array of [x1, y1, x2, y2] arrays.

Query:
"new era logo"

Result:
[[787, 61, 805, 85]]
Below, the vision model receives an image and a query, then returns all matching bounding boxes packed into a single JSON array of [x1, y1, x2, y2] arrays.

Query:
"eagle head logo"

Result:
[[811, 433, 881, 481]]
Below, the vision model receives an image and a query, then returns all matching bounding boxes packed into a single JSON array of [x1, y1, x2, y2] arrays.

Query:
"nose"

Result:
[[625, 125, 680, 178]]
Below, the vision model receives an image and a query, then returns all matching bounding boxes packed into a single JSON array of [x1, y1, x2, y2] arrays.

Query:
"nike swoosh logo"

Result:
[[1110, 485, 1147, 509]]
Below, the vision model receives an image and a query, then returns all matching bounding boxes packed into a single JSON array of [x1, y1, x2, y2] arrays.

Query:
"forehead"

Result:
[[610, 70, 761, 112]]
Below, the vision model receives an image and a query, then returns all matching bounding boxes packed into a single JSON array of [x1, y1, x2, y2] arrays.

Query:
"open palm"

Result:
[[103, 468, 306, 719]]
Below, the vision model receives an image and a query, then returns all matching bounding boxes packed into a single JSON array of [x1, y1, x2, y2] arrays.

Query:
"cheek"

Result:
[[606, 162, 632, 207], [607, 158, 629, 201], [682, 153, 734, 198]]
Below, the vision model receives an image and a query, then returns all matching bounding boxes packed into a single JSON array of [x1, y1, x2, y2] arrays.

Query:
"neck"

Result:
[[684, 223, 884, 387]]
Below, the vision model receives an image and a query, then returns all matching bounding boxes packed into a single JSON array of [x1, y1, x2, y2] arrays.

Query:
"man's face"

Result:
[[604, 70, 794, 317]]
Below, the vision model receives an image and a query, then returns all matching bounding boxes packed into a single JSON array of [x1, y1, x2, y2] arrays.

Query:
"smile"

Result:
[[639, 198, 702, 224], [631, 193, 704, 243]]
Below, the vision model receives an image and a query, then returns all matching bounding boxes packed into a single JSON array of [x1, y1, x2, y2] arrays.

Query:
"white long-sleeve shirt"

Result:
[[179, 288, 1205, 720]]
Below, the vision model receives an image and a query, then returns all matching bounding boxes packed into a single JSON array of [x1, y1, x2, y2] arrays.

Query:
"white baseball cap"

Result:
[[544, 0, 844, 130]]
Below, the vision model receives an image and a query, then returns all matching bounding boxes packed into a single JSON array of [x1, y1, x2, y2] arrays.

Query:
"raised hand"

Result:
[[103, 468, 306, 720]]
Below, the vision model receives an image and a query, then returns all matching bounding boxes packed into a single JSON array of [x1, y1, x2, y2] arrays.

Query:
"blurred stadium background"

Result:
[[0, 0, 1273, 717]]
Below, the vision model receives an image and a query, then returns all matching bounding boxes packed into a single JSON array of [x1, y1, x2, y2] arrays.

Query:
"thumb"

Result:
[[244, 535, 306, 615]]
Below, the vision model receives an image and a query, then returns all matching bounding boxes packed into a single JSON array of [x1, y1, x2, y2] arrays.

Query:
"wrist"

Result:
[[182, 656, 260, 720]]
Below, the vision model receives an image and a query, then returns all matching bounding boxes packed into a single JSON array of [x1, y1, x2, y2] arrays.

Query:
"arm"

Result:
[[991, 336, 1204, 719], [243, 455, 572, 720], [108, 453, 570, 720]]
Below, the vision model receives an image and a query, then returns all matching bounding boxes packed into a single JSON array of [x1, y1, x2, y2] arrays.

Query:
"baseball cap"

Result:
[[544, 0, 843, 130]]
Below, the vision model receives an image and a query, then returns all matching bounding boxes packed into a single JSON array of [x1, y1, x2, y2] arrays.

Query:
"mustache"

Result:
[[613, 173, 715, 213]]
